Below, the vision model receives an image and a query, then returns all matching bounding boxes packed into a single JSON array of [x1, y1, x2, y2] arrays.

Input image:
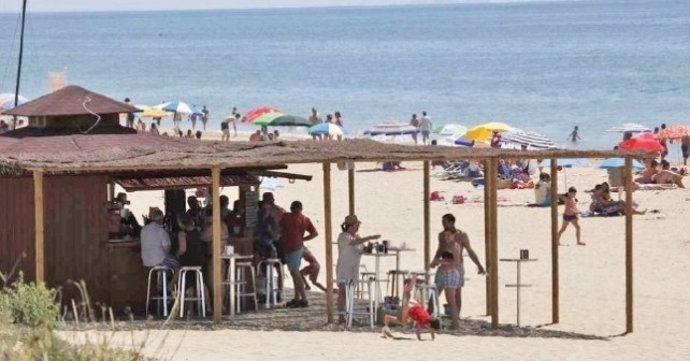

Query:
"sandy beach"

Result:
[[92, 130, 690, 360]]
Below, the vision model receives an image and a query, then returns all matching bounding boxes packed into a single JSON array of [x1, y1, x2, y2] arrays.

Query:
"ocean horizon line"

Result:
[[0, 0, 594, 15]]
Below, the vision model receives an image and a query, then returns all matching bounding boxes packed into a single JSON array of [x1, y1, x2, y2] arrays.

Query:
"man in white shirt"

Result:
[[335, 215, 380, 322], [419, 111, 432, 145], [140, 208, 178, 269]]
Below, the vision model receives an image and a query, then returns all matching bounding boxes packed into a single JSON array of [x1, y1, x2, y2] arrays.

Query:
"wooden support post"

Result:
[[33, 170, 44, 283], [323, 162, 335, 323], [211, 167, 222, 325], [624, 157, 634, 333], [423, 161, 431, 269], [483, 159, 492, 316], [550, 158, 560, 324], [348, 168, 355, 215], [487, 159, 499, 328]]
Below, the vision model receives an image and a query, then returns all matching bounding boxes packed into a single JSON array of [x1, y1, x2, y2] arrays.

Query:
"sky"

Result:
[[0, 0, 544, 13]]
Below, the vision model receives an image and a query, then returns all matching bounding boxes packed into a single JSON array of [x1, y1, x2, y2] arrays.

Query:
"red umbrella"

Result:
[[241, 106, 281, 123], [657, 125, 690, 140], [619, 132, 664, 152]]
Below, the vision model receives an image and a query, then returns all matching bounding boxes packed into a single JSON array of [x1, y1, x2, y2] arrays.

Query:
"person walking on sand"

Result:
[[279, 201, 318, 308], [557, 186, 584, 245], [568, 126, 581, 143], [201, 105, 209, 131], [409, 113, 420, 144], [221, 116, 230, 141], [309, 107, 322, 140], [419, 111, 432, 145]]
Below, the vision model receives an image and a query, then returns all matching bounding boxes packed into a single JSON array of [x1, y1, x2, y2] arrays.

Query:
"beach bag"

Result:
[[430, 191, 444, 201]]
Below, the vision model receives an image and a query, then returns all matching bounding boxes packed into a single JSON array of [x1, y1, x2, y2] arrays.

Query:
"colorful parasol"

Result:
[[656, 125, 690, 140], [619, 132, 664, 152], [241, 106, 281, 123], [464, 122, 512, 142]]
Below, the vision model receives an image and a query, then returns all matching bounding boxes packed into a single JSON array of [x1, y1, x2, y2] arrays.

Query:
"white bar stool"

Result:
[[177, 266, 206, 318], [257, 258, 283, 309], [235, 261, 258, 313], [345, 279, 375, 329], [145, 266, 174, 317]]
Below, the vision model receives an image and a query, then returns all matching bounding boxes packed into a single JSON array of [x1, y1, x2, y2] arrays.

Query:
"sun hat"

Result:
[[342, 214, 361, 227]]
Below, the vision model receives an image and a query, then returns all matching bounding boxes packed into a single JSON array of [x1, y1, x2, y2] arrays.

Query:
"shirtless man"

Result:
[[431, 214, 485, 321], [557, 187, 584, 245]]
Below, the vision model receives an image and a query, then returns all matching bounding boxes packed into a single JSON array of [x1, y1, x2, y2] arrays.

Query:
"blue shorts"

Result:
[[284, 248, 304, 273]]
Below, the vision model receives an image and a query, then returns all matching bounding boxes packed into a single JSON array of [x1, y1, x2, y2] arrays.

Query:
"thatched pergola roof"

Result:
[[3, 85, 138, 117], [0, 133, 634, 175]]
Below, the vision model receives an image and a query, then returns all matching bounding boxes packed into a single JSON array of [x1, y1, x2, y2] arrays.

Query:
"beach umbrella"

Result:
[[502, 129, 556, 149], [264, 114, 312, 127], [619, 132, 664, 152], [0, 93, 27, 111], [656, 125, 690, 140], [538, 158, 590, 188], [606, 123, 651, 133], [599, 158, 645, 170], [190, 106, 205, 117], [136, 105, 169, 118], [252, 112, 283, 126], [434, 124, 467, 136], [242, 106, 281, 123], [464, 122, 512, 142], [160, 101, 193, 114], [308, 122, 347, 136], [364, 122, 419, 136]]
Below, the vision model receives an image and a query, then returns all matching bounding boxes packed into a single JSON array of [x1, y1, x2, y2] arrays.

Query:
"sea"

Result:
[[1, 0, 689, 149]]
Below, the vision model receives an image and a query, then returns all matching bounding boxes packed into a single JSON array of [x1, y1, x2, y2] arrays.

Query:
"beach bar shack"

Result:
[[1, 86, 638, 333], [0, 85, 310, 313]]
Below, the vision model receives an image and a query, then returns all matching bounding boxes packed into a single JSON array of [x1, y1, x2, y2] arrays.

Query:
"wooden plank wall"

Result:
[[43, 175, 111, 308], [0, 177, 36, 282], [1, 175, 147, 314]]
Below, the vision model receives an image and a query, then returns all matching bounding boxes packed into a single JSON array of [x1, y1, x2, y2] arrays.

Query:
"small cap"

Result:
[[343, 214, 361, 227]]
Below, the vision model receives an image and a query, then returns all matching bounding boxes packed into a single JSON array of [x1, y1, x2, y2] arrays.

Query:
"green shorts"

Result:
[[284, 248, 304, 272]]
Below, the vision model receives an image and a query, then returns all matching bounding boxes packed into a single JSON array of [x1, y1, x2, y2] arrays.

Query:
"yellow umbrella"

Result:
[[464, 122, 512, 141], [139, 106, 170, 118]]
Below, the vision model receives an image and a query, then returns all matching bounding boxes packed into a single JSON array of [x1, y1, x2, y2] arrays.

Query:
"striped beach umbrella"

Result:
[[606, 123, 651, 133], [242, 106, 281, 123], [156, 101, 193, 114], [502, 129, 556, 149], [308, 122, 346, 136], [656, 125, 690, 140]]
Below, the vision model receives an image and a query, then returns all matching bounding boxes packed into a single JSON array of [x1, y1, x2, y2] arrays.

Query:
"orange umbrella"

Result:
[[656, 125, 690, 140], [619, 132, 664, 152]]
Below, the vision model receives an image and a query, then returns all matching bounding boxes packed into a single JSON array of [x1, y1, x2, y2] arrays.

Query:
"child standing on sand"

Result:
[[557, 186, 584, 246]]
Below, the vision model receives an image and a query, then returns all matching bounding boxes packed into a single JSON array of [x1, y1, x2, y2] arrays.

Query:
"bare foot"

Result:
[[382, 326, 394, 338], [577, 242, 586, 246]]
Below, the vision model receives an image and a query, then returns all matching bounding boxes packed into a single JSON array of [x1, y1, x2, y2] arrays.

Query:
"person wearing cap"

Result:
[[279, 200, 318, 308], [114, 192, 141, 236], [140, 208, 178, 269], [262, 192, 286, 224], [335, 214, 381, 321]]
